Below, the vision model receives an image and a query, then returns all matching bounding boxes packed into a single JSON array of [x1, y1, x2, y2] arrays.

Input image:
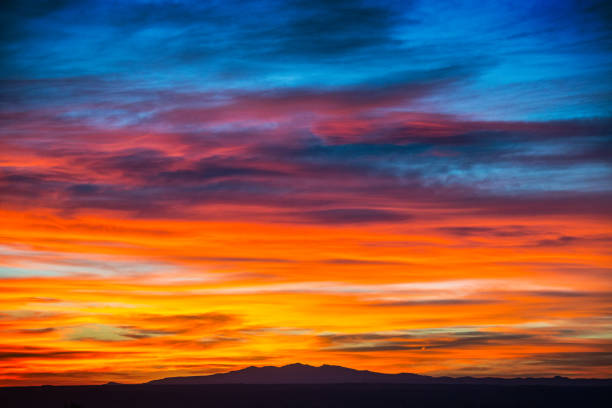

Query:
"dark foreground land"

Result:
[[1, 384, 611, 408]]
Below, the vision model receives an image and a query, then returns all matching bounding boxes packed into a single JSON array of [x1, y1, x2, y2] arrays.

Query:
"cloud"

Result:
[[192, 279, 569, 297], [25, 297, 61, 303], [0, 0, 411, 80], [321, 329, 536, 352], [0, 345, 106, 361], [0, 351, 78, 360], [199, 335, 244, 348], [156, 162, 287, 184], [525, 352, 612, 368], [67, 324, 136, 342], [296, 208, 411, 224], [17, 327, 56, 334], [263, 0, 401, 58], [137, 312, 238, 328], [60, 312, 241, 344], [1, 78, 610, 224], [520, 291, 612, 299], [371, 298, 501, 307], [120, 327, 179, 340], [436, 226, 535, 237], [530, 235, 612, 248]]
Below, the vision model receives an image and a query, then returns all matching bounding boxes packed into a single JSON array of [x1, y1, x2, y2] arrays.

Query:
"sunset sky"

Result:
[[1, 0, 611, 385]]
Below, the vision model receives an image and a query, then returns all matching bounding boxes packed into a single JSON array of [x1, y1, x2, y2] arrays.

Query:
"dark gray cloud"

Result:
[[296, 208, 411, 224], [17, 327, 56, 334], [371, 299, 501, 307], [139, 312, 238, 326], [156, 162, 287, 184], [526, 352, 612, 368], [530, 235, 612, 248], [437, 226, 535, 237], [119, 327, 179, 340], [321, 330, 536, 352], [521, 290, 612, 299], [0, 349, 98, 361]]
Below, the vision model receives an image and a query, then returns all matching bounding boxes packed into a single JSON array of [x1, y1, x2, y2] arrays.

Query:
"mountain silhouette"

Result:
[[3, 364, 611, 408], [148, 363, 428, 385], [146, 363, 609, 385]]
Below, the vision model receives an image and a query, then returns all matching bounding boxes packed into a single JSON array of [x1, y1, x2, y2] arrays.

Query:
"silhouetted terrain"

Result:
[[148, 363, 612, 386], [2, 365, 611, 407], [2, 384, 611, 408]]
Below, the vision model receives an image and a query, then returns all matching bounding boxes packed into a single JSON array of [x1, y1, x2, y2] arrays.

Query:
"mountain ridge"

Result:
[[146, 363, 611, 385]]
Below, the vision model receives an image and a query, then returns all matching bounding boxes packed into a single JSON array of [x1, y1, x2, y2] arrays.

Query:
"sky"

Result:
[[0, 0, 611, 385]]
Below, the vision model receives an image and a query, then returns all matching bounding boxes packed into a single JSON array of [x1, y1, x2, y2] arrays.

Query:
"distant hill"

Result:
[[146, 363, 610, 385]]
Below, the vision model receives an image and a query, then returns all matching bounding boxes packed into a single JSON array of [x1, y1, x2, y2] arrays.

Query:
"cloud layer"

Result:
[[0, 0, 611, 384]]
